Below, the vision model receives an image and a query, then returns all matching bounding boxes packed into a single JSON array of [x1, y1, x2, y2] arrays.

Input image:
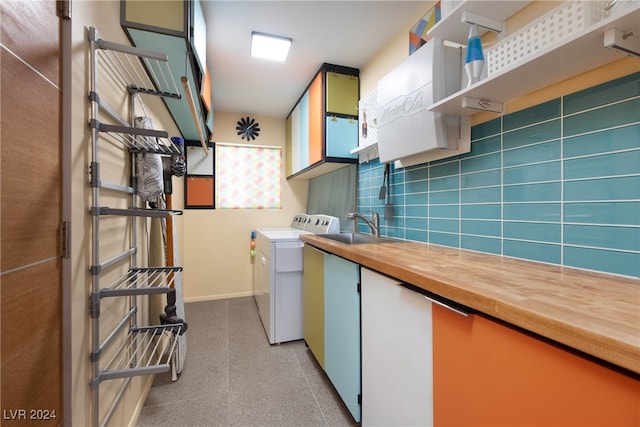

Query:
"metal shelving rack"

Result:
[[88, 27, 184, 427]]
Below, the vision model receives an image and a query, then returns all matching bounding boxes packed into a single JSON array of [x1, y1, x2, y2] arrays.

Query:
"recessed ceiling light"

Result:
[[251, 32, 292, 62]]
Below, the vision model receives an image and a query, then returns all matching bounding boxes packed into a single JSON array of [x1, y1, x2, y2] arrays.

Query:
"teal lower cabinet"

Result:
[[324, 254, 361, 422]]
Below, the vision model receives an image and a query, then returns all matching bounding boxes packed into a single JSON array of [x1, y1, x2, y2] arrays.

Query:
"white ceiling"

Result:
[[201, 1, 427, 119]]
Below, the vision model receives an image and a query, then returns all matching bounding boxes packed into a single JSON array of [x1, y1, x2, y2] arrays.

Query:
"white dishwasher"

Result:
[[254, 214, 339, 344]]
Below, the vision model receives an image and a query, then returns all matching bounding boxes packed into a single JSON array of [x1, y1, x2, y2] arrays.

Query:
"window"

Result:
[[184, 142, 215, 209], [215, 143, 282, 209]]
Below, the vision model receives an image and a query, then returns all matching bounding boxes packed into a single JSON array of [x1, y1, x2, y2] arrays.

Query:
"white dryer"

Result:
[[254, 214, 339, 344]]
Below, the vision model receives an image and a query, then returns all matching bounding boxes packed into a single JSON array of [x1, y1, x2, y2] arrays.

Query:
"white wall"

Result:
[[180, 112, 308, 302], [360, 3, 436, 97]]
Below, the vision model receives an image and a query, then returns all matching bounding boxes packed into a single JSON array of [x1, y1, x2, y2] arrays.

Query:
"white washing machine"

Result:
[[254, 214, 339, 344]]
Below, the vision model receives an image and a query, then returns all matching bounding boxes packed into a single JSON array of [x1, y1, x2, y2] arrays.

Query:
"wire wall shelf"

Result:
[[90, 206, 183, 218], [92, 121, 182, 155], [99, 267, 183, 298], [93, 324, 184, 385], [88, 26, 186, 427], [92, 27, 181, 100]]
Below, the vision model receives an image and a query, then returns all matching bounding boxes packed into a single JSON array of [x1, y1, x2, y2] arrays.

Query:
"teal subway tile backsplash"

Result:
[[461, 203, 501, 220], [461, 235, 502, 254], [503, 120, 561, 149], [564, 246, 640, 278], [564, 150, 640, 180], [503, 203, 561, 222], [503, 99, 561, 131], [503, 222, 561, 243], [461, 220, 501, 237], [461, 186, 501, 203], [356, 72, 640, 278], [471, 116, 501, 139], [461, 169, 501, 188], [405, 229, 428, 242], [563, 224, 640, 252], [405, 191, 428, 206], [503, 161, 561, 185], [430, 175, 459, 191], [504, 240, 561, 264], [430, 218, 459, 233], [564, 99, 640, 137], [429, 190, 459, 205], [468, 134, 501, 155], [503, 182, 561, 202], [430, 232, 459, 248], [564, 176, 640, 201], [460, 152, 501, 173], [405, 204, 427, 217], [564, 202, 640, 226], [502, 139, 561, 166], [405, 179, 427, 194], [563, 72, 640, 114], [563, 124, 640, 157], [405, 217, 428, 231], [404, 165, 429, 181], [430, 205, 460, 218], [430, 161, 460, 177]]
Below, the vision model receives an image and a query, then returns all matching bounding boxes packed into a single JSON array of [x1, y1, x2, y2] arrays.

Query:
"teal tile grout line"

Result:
[[560, 92, 565, 267], [500, 116, 504, 258]]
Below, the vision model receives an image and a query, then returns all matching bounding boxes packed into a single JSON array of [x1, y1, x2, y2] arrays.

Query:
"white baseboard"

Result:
[[184, 290, 254, 303], [128, 376, 154, 427]]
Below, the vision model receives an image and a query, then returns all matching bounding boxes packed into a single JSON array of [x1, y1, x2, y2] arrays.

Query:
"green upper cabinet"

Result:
[[286, 63, 359, 180], [123, 0, 185, 33], [121, 0, 212, 140], [326, 72, 359, 116]]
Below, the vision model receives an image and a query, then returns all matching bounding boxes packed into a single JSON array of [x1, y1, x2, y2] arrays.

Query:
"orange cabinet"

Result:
[[432, 305, 640, 426]]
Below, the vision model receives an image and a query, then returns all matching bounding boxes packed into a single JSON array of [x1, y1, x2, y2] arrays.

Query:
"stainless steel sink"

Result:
[[319, 233, 396, 245]]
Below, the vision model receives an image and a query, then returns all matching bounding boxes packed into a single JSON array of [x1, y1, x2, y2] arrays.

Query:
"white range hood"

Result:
[[376, 38, 470, 167]]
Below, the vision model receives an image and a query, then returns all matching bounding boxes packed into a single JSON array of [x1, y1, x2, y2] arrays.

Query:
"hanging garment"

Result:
[[134, 116, 164, 208]]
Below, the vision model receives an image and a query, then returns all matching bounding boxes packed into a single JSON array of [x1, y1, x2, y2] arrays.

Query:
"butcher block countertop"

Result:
[[300, 234, 640, 375]]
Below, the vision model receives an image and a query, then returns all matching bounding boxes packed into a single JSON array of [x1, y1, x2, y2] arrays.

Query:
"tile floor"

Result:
[[137, 297, 358, 427]]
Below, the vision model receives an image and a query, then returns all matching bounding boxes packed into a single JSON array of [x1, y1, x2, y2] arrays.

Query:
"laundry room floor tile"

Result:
[[138, 297, 358, 427]]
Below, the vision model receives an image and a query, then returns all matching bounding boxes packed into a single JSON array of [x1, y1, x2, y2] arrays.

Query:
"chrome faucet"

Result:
[[347, 212, 380, 237]]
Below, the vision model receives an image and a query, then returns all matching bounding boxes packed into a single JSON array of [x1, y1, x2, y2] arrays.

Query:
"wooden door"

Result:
[[1, 1, 64, 424]]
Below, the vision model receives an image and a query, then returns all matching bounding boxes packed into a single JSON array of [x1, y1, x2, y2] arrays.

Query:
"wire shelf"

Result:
[[90, 207, 183, 218], [486, 0, 611, 76], [95, 324, 183, 384], [93, 121, 181, 155], [89, 26, 187, 427], [99, 267, 183, 298], [94, 34, 181, 99]]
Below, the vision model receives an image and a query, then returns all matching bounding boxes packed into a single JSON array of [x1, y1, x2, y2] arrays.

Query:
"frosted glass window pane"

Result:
[[186, 145, 214, 175], [216, 143, 282, 209]]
